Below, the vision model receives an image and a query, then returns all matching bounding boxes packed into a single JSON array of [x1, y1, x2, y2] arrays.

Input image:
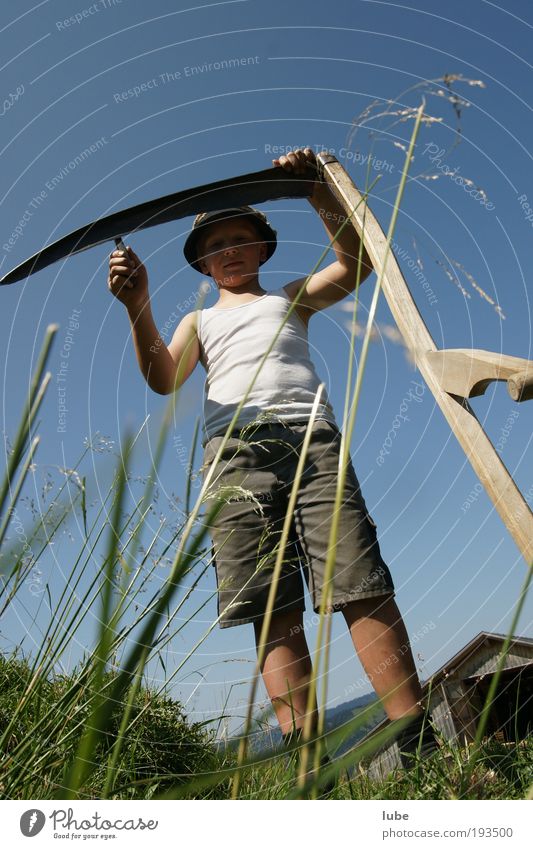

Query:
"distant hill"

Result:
[[323, 693, 386, 755], [228, 692, 385, 757]]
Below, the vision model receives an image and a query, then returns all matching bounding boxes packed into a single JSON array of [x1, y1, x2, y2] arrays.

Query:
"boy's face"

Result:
[[196, 218, 268, 287]]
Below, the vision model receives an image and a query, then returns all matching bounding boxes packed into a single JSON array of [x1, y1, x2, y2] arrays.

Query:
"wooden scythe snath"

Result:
[[315, 152, 533, 567], [2, 154, 531, 564]]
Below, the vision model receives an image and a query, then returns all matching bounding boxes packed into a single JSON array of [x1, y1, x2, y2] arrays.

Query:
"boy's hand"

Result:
[[271, 146, 317, 176], [108, 245, 149, 310], [272, 147, 329, 202]]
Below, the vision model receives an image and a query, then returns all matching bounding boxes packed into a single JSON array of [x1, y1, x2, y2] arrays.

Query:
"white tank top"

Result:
[[196, 285, 337, 443]]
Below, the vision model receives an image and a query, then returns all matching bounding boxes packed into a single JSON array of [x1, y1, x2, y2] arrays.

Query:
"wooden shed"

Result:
[[358, 631, 533, 780]]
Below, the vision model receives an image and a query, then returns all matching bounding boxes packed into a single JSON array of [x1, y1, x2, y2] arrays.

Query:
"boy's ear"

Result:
[[198, 257, 211, 276], [259, 241, 268, 263]]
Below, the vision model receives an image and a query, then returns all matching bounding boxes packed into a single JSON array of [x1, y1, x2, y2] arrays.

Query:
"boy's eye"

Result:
[[208, 235, 250, 250]]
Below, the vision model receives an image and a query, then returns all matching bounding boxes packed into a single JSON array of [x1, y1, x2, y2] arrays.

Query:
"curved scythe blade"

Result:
[[0, 166, 315, 286]]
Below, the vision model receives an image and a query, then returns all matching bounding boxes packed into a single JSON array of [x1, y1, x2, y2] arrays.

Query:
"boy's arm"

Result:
[[108, 245, 199, 394], [273, 148, 374, 314], [127, 302, 200, 395]]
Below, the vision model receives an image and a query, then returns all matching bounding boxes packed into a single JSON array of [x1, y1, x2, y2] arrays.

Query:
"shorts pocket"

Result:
[[364, 510, 379, 546], [202, 435, 244, 471], [313, 419, 341, 440]]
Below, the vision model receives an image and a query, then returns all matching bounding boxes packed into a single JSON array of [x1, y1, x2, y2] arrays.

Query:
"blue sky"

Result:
[[1, 0, 532, 735]]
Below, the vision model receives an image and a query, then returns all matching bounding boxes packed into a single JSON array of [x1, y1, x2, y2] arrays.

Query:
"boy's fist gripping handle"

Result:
[[113, 237, 136, 289]]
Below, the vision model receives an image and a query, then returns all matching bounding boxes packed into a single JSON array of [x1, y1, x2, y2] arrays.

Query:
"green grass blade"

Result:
[[298, 101, 426, 794], [0, 322, 58, 518], [61, 431, 134, 798]]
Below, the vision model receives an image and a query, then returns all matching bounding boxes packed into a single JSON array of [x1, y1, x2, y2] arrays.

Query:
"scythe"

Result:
[[2, 154, 532, 565], [0, 166, 315, 285]]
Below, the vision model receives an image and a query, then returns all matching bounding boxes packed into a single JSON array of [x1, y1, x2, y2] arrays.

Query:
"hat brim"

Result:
[[183, 209, 277, 273]]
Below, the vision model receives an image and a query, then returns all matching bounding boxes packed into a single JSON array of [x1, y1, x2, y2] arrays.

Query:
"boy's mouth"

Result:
[[223, 261, 244, 270]]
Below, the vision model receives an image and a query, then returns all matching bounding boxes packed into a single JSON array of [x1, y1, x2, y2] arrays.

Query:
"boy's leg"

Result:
[[252, 608, 318, 735], [253, 609, 336, 795], [341, 594, 439, 765], [341, 594, 424, 719]]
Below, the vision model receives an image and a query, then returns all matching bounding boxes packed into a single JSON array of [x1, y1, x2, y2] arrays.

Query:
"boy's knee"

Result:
[[342, 594, 395, 618], [253, 608, 305, 639]]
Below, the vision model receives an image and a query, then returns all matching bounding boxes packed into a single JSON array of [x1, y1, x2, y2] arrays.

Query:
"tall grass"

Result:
[[1, 99, 531, 800]]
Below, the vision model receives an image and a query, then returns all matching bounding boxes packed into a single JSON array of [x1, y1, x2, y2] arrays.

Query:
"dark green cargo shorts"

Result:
[[200, 419, 395, 629]]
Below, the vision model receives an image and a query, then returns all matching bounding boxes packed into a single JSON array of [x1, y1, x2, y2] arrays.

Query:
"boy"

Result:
[[108, 148, 438, 777]]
